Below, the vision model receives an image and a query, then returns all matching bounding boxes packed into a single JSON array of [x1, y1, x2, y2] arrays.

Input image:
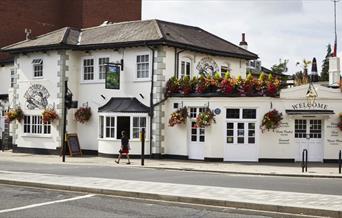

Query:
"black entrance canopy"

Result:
[[98, 97, 149, 113], [285, 110, 334, 115]]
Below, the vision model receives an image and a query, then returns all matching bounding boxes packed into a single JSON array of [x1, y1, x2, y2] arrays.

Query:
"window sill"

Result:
[[80, 80, 105, 85], [134, 78, 151, 83], [22, 134, 52, 138], [98, 138, 149, 142]]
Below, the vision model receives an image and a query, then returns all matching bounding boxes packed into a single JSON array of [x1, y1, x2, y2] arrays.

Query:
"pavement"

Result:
[[0, 150, 342, 217]]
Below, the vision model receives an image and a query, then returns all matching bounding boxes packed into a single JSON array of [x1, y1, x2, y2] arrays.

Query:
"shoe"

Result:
[[115, 160, 119, 164], [126, 162, 131, 165]]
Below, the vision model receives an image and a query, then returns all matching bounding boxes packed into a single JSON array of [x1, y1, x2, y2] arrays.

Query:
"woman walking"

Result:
[[115, 130, 130, 164]]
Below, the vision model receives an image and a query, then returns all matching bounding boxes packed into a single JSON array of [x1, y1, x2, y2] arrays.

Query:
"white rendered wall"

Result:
[[0, 64, 12, 95], [164, 84, 342, 161], [69, 48, 152, 152], [14, 52, 61, 150]]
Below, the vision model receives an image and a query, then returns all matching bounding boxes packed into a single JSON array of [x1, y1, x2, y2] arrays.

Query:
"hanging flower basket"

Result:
[[42, 108, 58, 124], [169, 106, 188, 127], [75, 107, 92, 124], [196, 107, 216, 128], [5, 107, 23, 122], [337, 113, 342, 131], [260, 109, 283, 132]]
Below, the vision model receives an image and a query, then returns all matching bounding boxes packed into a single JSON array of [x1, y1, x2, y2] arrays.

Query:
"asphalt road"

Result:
[[0, 160, 342, 196], [0, 184, 270, 218]]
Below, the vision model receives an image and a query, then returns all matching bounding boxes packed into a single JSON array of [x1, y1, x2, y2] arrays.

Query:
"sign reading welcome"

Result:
[[291, 102, 328, 110]]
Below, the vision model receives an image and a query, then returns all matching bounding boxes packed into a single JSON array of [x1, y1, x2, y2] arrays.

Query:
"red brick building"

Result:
[[0, 0, 141, 63]]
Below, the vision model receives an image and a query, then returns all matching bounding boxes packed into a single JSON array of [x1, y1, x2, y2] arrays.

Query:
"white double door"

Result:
[[188, 108, 205, 160], [294, 119, 324, 162]]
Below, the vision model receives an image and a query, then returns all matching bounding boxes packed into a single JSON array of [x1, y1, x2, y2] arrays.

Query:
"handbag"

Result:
[[118, 149, 122, 154]]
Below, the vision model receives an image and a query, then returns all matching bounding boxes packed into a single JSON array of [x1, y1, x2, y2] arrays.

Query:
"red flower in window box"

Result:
[[42, 108, 58, 124]]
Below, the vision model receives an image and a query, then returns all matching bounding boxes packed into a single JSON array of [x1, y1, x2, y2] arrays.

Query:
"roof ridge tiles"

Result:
[[80, 19, 156, 31]]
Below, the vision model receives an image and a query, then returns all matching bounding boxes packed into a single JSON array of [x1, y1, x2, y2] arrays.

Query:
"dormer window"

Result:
[[32, 59, 43, 78]]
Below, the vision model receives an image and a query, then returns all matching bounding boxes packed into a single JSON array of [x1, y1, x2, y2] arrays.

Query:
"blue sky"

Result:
[[143, 0, 342, 75]]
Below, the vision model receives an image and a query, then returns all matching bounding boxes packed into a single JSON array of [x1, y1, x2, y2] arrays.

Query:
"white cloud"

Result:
[[143, 0, 342, 74]]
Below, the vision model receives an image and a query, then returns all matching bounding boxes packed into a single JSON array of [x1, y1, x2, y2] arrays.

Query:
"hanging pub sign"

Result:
[[105, 63, 121, 89]]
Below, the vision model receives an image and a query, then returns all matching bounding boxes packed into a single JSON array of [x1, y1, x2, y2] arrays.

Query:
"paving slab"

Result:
[[0, 170, 341, 217]]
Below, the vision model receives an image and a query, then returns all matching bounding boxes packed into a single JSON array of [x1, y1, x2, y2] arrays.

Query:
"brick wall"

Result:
[[0, 0, 141, 62]]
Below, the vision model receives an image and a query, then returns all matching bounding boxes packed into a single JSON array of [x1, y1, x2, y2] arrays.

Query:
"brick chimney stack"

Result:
[[239, 33, 248, 50]]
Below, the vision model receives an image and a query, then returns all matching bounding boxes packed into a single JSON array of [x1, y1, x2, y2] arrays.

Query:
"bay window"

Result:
[[99, 115, 147, 139]]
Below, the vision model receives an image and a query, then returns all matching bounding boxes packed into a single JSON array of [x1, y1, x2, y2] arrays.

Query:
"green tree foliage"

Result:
[[320, 44, 332, 81], [271, 59, 288, 75]]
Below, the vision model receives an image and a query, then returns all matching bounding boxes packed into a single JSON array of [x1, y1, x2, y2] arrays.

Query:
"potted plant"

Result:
[[166, 76, 179, 96], [260, 109, 283, 132], [196, 107, 216, 128], [5, 107, 23, 122], [75, 106, 92, 124], [169, 106, 188, 127], [42, 108, 58, 124], [179, 76, 192, 95]]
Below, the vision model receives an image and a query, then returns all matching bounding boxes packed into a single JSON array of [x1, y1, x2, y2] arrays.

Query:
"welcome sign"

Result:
[[291, 102, 328, 110], [105, 64, 120, 89]]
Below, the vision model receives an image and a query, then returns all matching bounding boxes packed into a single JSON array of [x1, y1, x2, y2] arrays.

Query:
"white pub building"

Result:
[[1, 19, 342, 162]]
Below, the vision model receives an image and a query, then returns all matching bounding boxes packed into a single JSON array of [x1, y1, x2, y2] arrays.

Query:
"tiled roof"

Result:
[[2, 20, 257, 60]]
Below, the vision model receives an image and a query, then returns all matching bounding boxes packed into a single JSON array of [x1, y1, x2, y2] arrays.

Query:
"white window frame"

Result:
[[32, 58, 43, 78], [189, 107, 206, 143], [98, 113, 148, 141], [23, 115, 51, 136], [220, 63, 231, 77], [83, 58, 94, 81], [132, 117, 147, 139], [136, 53, 151, 81], [10, 69, 15, 88], [98, 57, 109, 80], [81, 56, 113, 83], [179, 57, 192, 78], [225, 108, 257, 145]]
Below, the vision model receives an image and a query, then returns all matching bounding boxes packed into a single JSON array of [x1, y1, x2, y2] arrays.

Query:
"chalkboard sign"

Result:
[[66, 134, 82, 156]]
